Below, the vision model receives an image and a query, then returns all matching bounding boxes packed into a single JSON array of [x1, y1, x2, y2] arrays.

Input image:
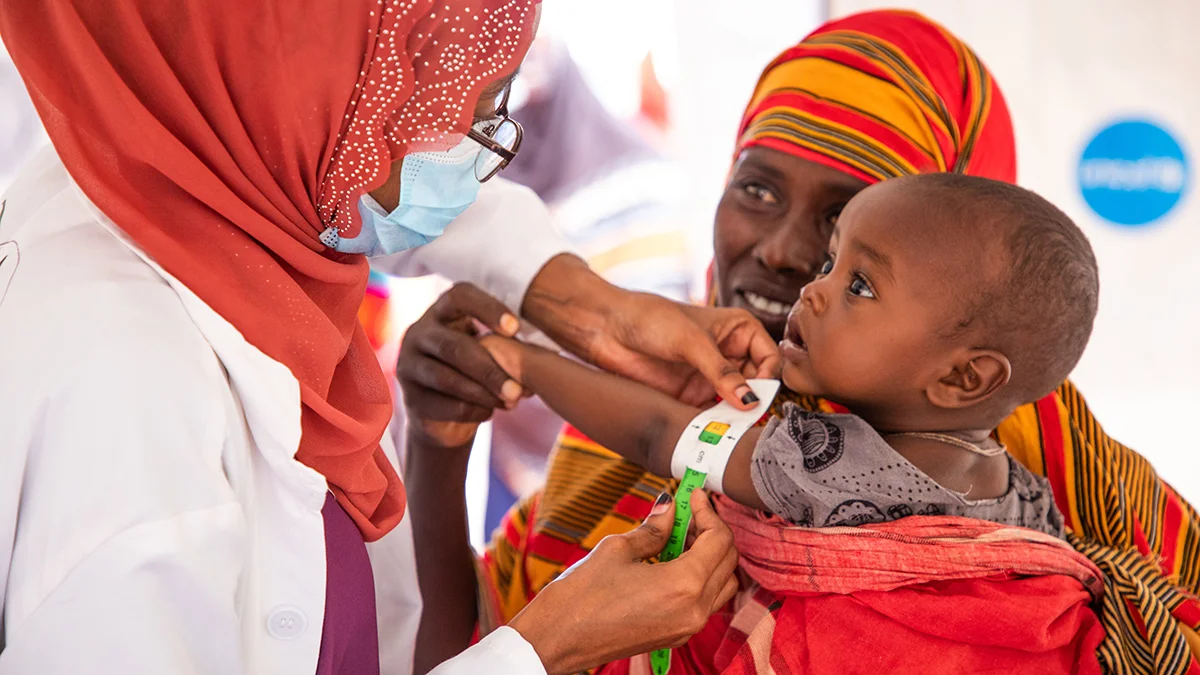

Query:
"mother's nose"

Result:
[[754, 221, 828, 280]]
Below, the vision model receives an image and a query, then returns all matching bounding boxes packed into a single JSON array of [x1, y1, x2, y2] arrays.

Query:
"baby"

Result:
[[479, 173, 1099, 536]]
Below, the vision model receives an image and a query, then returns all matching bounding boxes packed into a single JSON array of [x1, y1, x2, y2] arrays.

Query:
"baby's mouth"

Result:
[[782, 320, 807, 352]]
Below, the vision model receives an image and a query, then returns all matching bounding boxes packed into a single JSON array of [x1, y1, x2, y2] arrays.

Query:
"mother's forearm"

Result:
[[520, 253, 620, 359], [405, 436, 478, 675]]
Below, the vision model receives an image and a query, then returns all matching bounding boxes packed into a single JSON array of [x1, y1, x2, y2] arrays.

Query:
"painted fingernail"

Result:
[[650, 491, 673, 516], [740, 390, 759, 405], [500, 313, 520, 336], [501, 379, 522, 402]]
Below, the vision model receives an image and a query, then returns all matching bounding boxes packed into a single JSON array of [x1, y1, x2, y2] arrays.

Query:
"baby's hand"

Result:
[[478, 334, 526, 384], [397, 283, 523, 449]]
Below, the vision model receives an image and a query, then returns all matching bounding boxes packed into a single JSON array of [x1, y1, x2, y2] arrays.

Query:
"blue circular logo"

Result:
[[1078, 119, 1188, 227]]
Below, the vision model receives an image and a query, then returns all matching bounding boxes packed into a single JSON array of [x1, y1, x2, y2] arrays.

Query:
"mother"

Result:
[[472, 10, 1200, 673]]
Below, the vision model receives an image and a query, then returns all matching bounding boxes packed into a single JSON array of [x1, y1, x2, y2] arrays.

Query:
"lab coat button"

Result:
[[266, 606, 307, 640]]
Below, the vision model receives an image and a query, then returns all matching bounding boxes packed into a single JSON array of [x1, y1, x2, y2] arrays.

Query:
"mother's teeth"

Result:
[[744, 291, 790, 316]]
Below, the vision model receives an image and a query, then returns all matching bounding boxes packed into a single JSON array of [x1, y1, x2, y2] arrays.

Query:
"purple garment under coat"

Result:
[[315, 492, 380, 675]]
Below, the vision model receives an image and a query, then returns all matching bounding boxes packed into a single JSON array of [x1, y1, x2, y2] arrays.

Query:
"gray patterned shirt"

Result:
[[750, 403, 1064, 537]]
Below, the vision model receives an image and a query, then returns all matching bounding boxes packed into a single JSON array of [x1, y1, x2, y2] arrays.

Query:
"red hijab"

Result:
[[0, 0, 539, 540]]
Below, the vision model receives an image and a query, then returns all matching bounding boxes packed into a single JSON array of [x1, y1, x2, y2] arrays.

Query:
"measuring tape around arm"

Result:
[[650, 379, 779, 675]]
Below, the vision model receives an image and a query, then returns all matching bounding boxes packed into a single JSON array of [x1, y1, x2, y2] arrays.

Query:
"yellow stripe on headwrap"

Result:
[[804, 32, 958, 144], [750, 57, 944, 169], [731, 9, 1015, 184]]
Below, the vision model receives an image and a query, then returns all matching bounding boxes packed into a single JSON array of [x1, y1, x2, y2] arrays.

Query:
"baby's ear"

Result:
[[926, 349, 1011, 410]]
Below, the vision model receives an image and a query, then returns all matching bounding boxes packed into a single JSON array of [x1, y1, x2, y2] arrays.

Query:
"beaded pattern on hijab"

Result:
[[318, 0, 535, 240]]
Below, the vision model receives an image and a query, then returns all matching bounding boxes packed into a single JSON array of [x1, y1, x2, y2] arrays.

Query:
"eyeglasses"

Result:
[[467, 85, 523, 182]]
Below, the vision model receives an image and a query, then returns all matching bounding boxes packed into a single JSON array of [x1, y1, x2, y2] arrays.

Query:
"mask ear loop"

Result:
[[319, 226, 341, 249]]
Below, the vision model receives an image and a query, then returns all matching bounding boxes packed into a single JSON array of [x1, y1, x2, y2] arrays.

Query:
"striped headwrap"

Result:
[[482, 11, 1200, 674], [736, 9, 1015, 183]]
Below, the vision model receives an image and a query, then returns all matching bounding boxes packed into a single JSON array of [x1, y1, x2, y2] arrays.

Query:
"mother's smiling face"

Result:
[[709, 8, 1016, 343], [713, 147, 868, 340]]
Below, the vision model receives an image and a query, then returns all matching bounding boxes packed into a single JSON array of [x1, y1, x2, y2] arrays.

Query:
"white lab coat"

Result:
[[0, 147, 569, 674]]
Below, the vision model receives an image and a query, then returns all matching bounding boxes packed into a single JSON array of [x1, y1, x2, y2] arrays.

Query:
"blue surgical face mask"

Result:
[[321, 131, 484, 257]]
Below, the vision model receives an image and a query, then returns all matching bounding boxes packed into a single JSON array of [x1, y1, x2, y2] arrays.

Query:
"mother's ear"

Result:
[[925, 349, 1011, 410]]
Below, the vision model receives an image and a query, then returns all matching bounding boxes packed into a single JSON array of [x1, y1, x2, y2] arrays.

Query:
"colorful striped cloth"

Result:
[[736, 8, 1014, 183], [481, 10, 1200, 674]]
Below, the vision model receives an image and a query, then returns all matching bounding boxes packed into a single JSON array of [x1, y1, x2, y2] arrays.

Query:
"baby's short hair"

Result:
[[908, 173, 1100, 404]]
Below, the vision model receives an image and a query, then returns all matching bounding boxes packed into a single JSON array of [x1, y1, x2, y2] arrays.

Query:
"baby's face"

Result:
[[779, 180, 998, 422]]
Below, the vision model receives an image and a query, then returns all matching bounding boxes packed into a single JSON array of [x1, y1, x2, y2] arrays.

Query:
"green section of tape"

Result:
[[650, 467, 708, 675]]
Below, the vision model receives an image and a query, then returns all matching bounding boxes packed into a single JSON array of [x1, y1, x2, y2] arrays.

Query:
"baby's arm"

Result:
[[481, 335, 767, 511]]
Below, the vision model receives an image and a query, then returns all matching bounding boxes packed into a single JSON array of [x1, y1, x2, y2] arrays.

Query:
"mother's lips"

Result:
[[739, 290, 791, 317]]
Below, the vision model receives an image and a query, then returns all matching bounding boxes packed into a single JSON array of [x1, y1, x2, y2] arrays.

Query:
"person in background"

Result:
[[485, 40, 694, 522], [505, 39, 692, 300]]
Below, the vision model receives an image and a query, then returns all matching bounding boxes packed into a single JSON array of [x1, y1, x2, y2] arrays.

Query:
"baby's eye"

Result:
[[848, 275, 875, 299], [817, 259, 833, 276]]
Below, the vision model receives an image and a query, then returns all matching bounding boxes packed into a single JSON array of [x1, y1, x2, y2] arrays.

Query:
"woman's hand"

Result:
[[397, 282, 526, 449], [522, 255, 780, 408], [508, 489, 740, 675]]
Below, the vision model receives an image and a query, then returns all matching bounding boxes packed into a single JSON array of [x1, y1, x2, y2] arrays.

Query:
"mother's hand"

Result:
[[507, 489, 740, 675], [522, 255, 780, 409]]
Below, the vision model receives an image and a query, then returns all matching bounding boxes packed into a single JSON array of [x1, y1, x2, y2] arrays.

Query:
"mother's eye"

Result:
[[739, 181, 780, 205]]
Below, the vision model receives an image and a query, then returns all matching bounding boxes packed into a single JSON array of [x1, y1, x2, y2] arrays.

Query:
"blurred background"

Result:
[[5, 0, 1197, 546]]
